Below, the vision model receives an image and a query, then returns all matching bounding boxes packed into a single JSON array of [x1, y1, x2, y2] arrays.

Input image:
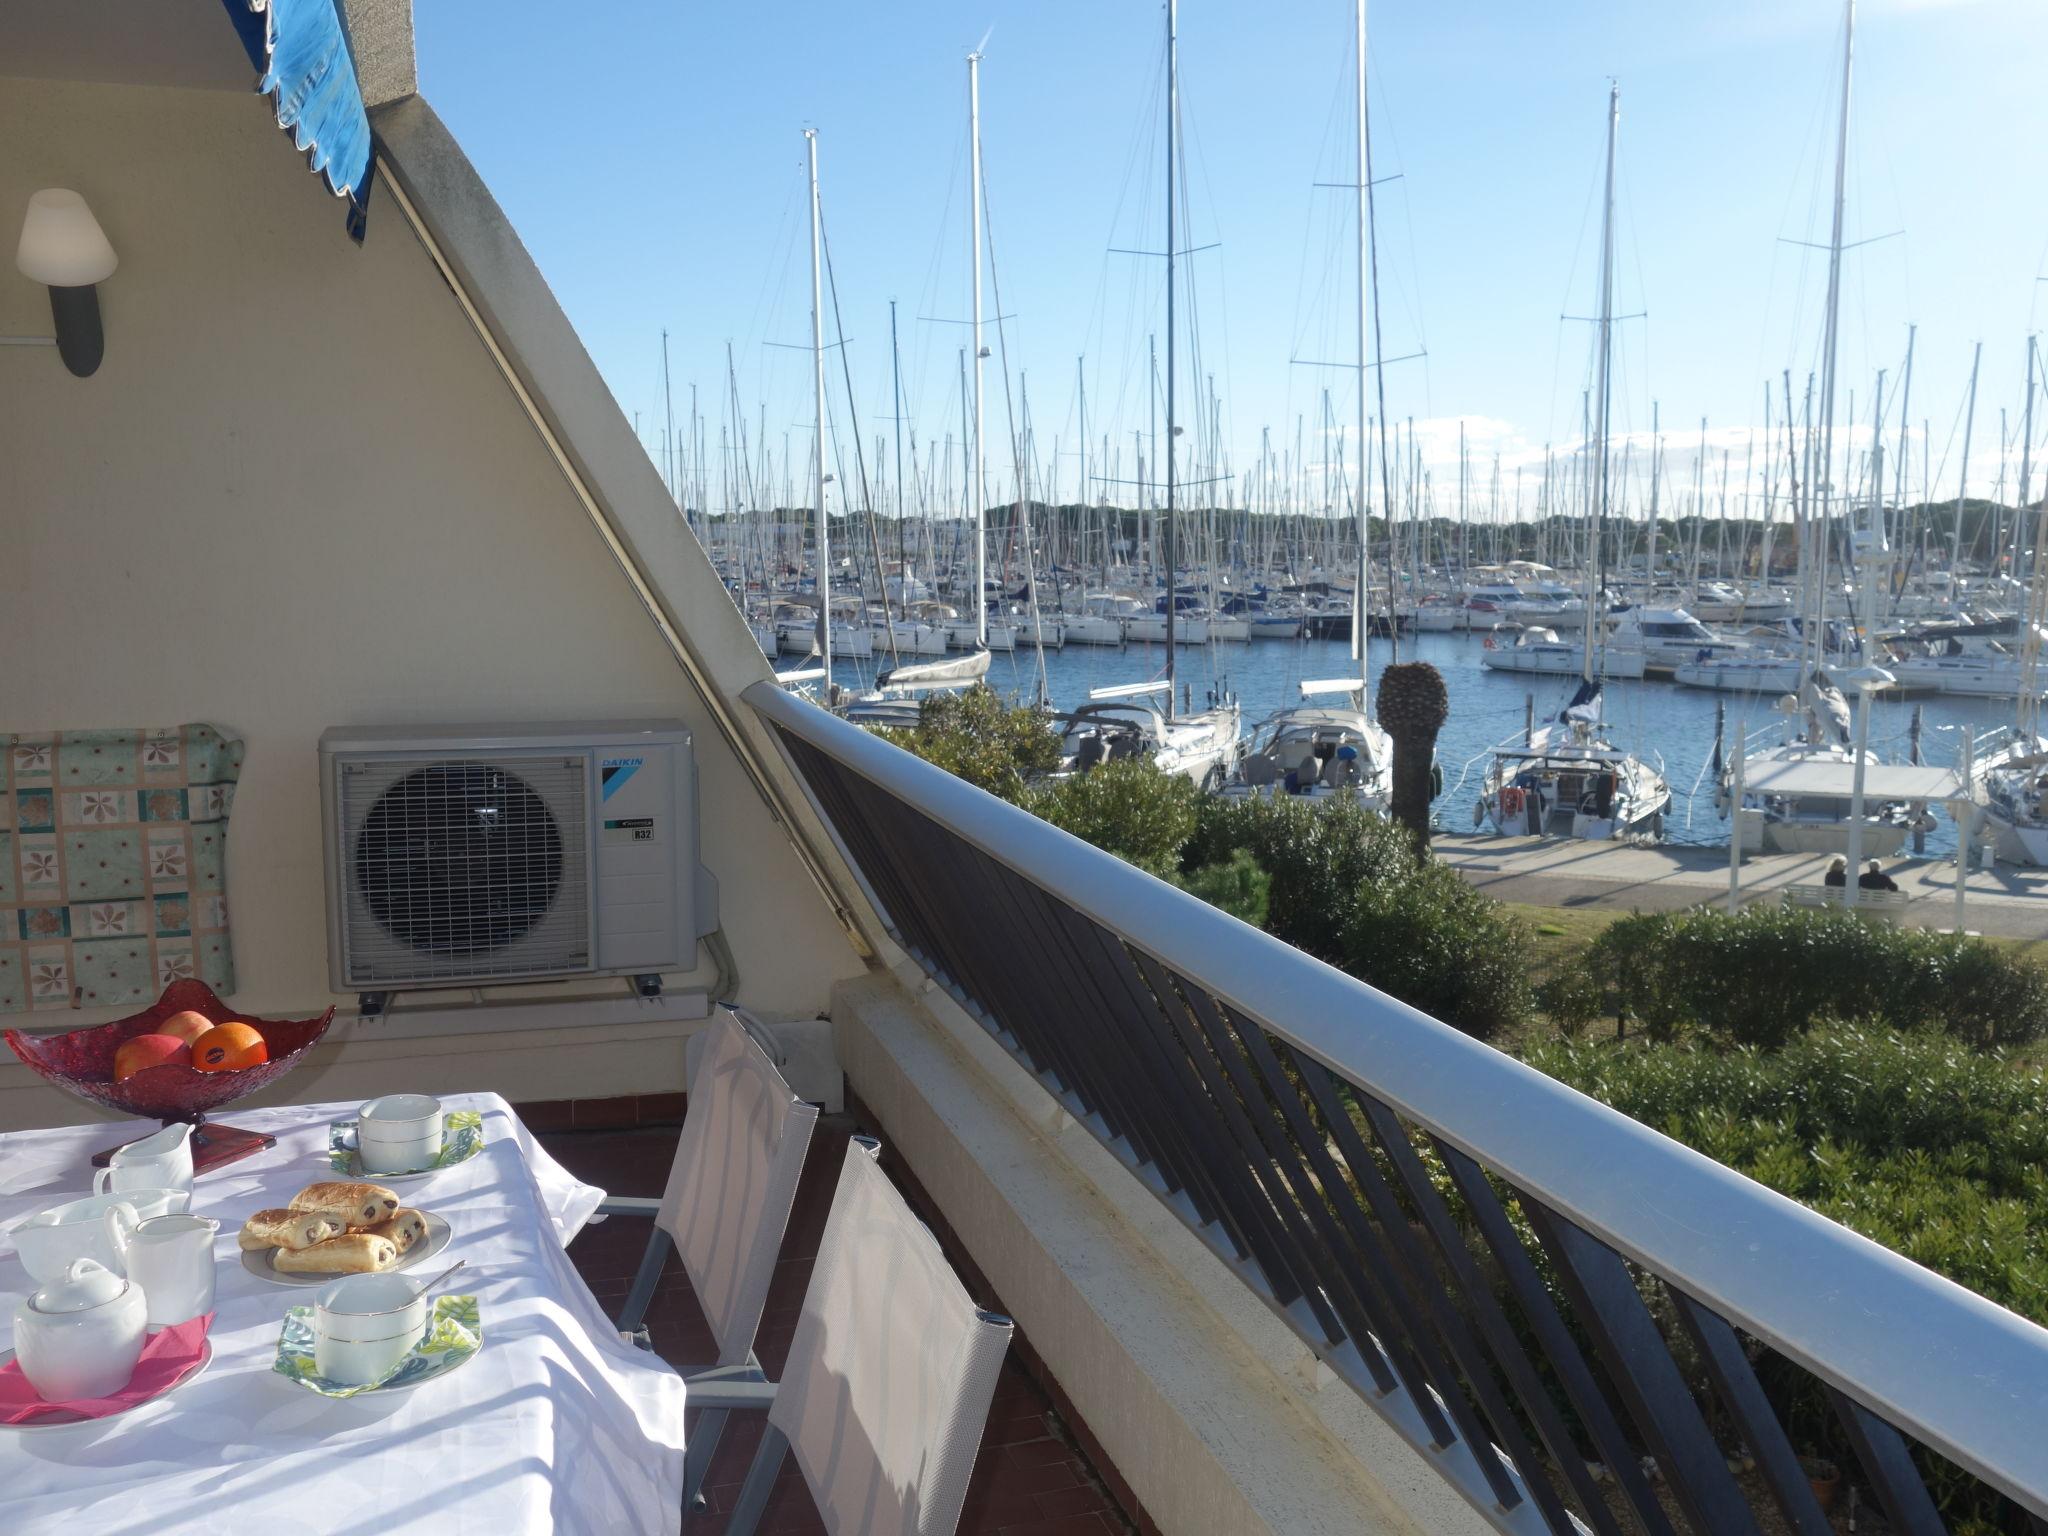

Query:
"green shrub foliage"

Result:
[[1166, 848, 1271, 930], [1024, 759, 1201, 877], [1184, 794, 1532, 1038], [1184, 793, 1416, 963], [1527, 1025, 2048, 1323], [1575, 904, 2048, 1049], [881, 686, 1060, 803], [1340, 861, 1532, 1041]]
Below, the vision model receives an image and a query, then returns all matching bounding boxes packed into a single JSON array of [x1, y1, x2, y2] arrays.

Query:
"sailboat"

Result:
[[1476, 85, 1669, 841], [1711, 0, 1925, 858], [1226, 0, 1390, 810], [1056, 0, 1239, 790], [1972, 341, 2048, 861]]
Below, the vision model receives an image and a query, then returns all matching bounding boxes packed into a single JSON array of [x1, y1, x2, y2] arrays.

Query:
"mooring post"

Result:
[[1728, 715, 1747, 911], [1524, 693, 1534, 748]]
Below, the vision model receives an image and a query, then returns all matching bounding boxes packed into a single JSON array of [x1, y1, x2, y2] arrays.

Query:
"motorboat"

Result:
[[1480, 624, 1646, 679], [1606, 605, 1747, 675]]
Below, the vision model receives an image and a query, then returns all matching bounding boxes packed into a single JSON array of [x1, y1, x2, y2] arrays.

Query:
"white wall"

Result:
[[0, 76, 862, 1124]]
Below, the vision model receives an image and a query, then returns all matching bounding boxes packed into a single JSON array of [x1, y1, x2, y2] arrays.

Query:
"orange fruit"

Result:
[[114, 1034, 193, 1080], [157, 1010, 213, 1046], [192, 1021, 268, 1072]]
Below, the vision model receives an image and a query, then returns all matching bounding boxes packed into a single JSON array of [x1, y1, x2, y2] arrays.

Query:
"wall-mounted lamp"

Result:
[[15, 189, 118, 378]]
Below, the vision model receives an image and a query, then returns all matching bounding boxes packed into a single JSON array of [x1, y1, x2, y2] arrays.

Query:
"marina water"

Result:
[[853, 632, 2013, 859]]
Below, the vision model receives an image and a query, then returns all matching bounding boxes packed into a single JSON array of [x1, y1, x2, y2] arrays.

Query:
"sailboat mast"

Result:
[[1585, 83, 1618, 686], [969, 49, 988, 647], [661, 328, 678, 513], [1815, 0, 1855, 646], [804, 128, 832, 692], [1353, 0, 1372, 697], [1953, 340, 1981, 592], [1164, 0, 1180, 706], [891, 299, 906, 593]]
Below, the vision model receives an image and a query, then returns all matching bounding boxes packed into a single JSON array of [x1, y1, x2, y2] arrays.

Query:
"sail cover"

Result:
[[876, 649, 993, 692], [219, 0, 375, 242], [1558, 679, 1603, 725]]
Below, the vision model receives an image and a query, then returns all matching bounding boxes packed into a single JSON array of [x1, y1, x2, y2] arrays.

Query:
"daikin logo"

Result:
[[599, 757, 644, 800]]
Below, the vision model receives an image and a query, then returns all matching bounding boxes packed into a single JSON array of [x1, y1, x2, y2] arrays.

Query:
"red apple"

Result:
[[114, 1033, 193, 1081], [157, 1010, 213, 1047]]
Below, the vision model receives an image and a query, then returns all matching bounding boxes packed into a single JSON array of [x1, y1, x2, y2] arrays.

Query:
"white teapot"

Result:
[[14, 1257, 148, 1401]]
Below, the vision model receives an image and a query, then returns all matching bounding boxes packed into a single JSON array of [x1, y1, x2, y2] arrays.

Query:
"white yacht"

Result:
[[1689, 581, 1796, 625], [1477, 685, 1670, 840], [1480, 624, 1646, 678], [1054, 688, 1241, 791], [1607, 605, 1747, 675], [1225, 687, 1391, 811]]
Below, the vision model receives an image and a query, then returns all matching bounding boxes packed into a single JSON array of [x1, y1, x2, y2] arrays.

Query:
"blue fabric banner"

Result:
[[220, 0, 375, 242]]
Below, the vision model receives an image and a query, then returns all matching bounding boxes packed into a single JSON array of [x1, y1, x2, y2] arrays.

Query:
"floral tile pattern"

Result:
[[1, 726, 242, 1013]]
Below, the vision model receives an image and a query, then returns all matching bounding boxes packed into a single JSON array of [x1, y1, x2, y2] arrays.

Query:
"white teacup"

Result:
[[313, 1272, 428, 1386], [12, 1189, 191, 1284], [356, 1094, 444, 1175]]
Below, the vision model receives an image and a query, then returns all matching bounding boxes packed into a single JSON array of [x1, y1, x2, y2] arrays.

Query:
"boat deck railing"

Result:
[[744, 680, 2048, 1535]]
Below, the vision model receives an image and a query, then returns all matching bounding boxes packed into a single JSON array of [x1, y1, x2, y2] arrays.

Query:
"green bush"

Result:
[[1578, 904, 2048, 1049], [1025, 758, 1200, 876], [1340, 861, 1532, 1041], [1533, 963, 1603, 1036], [1525, 1025, 2048, 1323], [1167, 850, 1271, 930], [1529, 1025, 2048, 1528], [881, 686, 1059, 803], [1185, 794, 1416, 963]]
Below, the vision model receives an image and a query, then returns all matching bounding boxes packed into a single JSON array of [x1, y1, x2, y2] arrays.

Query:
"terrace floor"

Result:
[[538, 1106, 1145, 1536]]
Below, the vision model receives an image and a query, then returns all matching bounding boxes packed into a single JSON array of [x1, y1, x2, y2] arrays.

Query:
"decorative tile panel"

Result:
[[0, 726, 242, 1013]]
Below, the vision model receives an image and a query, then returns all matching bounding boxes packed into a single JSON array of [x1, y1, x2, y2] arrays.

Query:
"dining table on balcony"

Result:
[[0, 1092, 687, 1536]]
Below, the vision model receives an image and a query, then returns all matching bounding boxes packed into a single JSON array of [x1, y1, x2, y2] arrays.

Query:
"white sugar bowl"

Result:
[[14, 1257, 148, 1401]]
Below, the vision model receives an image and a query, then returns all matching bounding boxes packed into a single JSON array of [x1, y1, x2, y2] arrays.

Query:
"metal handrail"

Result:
[[743, 678, 2048, 1511]]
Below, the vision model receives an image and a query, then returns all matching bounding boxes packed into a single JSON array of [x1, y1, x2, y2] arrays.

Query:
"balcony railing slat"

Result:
[[1351, 1090, 1624, 1536], [1522, 1199, 1766, 1536], [1826, 1391, 1948, 1536], [1180, 981, 1436, 1405], [1124, 952, 1345, 1340], [1433, 1138, 1680, 1536], [747, 686, 2048, 1530], [1667, 1292, 1836, 1536], [1113, 948, 1320, 1301]]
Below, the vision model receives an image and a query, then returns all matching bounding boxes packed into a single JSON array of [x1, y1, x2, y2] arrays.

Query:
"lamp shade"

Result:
[[16, 189, 117, 287]]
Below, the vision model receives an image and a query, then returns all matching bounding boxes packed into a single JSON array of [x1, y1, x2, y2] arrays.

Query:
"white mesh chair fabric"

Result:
[[657, 1012, 818, 1367], [767, 1140, 1013, 1536]]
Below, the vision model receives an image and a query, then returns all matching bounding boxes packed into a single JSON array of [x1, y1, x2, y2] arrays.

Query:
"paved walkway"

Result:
[[1432, 832, 2048, 941]]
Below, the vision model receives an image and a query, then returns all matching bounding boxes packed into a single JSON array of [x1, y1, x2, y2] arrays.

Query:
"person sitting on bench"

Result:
[[1859, 859, 1901, 893], [1822, 856, 1848, 888]]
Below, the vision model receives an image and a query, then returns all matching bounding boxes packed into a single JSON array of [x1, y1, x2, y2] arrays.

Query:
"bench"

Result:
[[1782, 883, 1911, 922]]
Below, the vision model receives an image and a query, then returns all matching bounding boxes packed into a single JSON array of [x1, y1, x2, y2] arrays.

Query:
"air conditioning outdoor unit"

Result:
[[320, 722, 708, 1005]]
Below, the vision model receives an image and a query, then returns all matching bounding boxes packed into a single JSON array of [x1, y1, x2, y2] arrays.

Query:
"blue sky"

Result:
[[415, 0, 2048, 515]]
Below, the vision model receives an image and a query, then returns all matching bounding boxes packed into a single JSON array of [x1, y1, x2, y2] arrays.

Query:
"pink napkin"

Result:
[[0, 1312, 213, 1425]]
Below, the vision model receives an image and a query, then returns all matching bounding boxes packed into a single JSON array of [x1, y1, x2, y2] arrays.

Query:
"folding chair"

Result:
[[586, 1010, 818, 1507], [687, 1137, 1015, 1536]]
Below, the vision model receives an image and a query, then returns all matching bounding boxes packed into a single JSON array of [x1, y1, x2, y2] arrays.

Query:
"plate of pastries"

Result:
[[238, 1180, 451, 1287]]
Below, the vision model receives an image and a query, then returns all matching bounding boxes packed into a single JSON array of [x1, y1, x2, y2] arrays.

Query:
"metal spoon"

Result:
[[408, 1258, 466, 1297]]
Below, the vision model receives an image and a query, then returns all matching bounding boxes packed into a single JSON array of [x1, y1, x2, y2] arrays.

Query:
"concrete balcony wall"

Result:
[[833, 969, 1495, 1536]]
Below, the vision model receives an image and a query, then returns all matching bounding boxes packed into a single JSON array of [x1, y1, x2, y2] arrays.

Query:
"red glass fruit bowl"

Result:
[[3, 980, 333, 1123]]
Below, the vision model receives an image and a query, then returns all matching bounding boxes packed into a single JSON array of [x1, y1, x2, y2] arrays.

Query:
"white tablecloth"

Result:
[[0, 1094, 685, 1535]]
